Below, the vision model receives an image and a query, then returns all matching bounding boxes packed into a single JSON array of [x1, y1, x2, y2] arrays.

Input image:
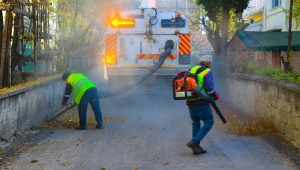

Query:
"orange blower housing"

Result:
[[173, 72, 199, 100]]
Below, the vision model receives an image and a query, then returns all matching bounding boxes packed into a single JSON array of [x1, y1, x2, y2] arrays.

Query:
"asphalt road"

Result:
[[4, 91, 300, 170]]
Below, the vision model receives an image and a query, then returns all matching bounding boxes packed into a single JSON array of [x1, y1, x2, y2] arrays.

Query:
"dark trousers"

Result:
[[78, 88, 103, 126], [188, 104, 214, 145]]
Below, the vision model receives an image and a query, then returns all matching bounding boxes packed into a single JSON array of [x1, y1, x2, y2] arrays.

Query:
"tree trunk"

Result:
[[220, 4, 229, 57], [0, 10, 3, 63], [11, 1, 21, 84], [206, 30, 221, 56], [1, 11, 12, 87], [285, 0, 293, 73], [200, 17, 221, 56]]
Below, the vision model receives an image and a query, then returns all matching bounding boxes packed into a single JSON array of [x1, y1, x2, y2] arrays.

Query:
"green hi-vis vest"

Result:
[[68, 74, 96, 104], [186, 65, 210, 101]]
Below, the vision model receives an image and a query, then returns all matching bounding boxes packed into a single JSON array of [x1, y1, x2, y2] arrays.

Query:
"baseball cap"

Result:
[[199, 55, 213, 63], [62, 72, 70, 80]]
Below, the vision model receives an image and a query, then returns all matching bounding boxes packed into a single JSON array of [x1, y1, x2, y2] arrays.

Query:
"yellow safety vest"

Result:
[[186, 65, 210, 101], [68, 74, 96, 104]]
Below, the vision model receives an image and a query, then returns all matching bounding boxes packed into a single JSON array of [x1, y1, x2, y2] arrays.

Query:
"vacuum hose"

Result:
[[46, 48, 172, 121], [98, 48, 172, 98]]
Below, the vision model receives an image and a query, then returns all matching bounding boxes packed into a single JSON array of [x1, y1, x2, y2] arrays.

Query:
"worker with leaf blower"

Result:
[[183, 55, 220, 155], [61, 72, 103, 130]]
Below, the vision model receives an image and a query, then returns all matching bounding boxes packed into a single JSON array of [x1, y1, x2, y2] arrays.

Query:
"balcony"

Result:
[[242, 0, 265, 22]]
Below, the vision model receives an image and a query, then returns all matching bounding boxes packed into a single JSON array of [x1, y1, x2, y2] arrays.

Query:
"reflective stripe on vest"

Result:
[[68, 74, 96, 104], [186, 65, 210, 101]]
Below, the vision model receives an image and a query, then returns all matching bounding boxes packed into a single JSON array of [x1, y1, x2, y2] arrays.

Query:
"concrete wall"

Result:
[[212, 58, 300, 149], [0, 78, 64, 142], [0, 66, 107, 146]]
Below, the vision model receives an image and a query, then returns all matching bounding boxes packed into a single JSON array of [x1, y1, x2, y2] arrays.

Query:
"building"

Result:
[[243, 0, 300, 32], [227, 30, 300, 73]]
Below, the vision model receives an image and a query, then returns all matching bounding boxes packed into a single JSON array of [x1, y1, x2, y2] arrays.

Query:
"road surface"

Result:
[[3, 91, 300, 170]]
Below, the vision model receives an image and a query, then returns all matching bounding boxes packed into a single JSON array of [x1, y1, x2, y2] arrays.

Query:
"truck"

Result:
[[103, 1, 192, 94], [46, 0, 192, 121]]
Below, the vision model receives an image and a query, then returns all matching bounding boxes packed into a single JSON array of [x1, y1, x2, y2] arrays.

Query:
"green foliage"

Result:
[[194, 0, 250, 56], [245, 62, 300, 85], [196, 0, 250, 22], [293, 1, 300, 29], [53, 0, 141, 70], [245, 62, 261, 74]]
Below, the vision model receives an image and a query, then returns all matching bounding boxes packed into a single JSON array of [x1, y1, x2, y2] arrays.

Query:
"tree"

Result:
[[282, 0, 300, 73], [0, 0, 54, 87], [292, 0, 300, 28], [195, 0, 250, 57], [185, 3, 213, 54], [54, 0, 140, 70]]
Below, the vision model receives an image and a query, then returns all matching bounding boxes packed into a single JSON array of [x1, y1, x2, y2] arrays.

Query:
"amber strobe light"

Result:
[[110, 13, 135, 28]]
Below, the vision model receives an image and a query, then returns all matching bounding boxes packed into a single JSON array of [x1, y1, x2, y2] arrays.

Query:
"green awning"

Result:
[[230, 30, 300, 51]]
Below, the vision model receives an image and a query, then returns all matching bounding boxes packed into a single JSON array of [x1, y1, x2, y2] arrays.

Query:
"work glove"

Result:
[[61, 101, 66, 106], [214, 93, 220, 100]]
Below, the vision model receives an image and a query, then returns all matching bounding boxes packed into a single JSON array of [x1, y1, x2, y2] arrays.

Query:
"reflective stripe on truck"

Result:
[[179, 34, 191, 54], [136, 54, 176, 60], [105, 34, 118, 64]]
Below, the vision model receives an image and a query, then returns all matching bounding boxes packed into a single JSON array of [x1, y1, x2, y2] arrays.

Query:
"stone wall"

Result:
[[212, 58, 300, 149]]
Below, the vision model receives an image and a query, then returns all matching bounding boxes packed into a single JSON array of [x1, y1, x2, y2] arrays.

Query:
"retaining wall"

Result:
[[0, 77, 64, 144], [0, 66, 106, 147], [213, 58, 300, 149]]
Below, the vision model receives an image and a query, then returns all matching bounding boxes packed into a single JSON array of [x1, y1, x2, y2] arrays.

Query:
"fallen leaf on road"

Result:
[[31, 160, 38, 163]]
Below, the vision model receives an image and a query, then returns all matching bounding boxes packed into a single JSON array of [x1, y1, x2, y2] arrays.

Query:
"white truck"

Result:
[[103, 2, 191, 94]]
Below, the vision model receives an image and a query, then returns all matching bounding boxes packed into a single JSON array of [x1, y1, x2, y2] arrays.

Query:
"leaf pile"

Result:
[[0, 74, 61, 95], [214, 102, 276, 136], [41, 107, 128, 129]]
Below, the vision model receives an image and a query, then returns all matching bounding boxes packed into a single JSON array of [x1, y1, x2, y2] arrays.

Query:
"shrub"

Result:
[[245, 63, 300, 85]]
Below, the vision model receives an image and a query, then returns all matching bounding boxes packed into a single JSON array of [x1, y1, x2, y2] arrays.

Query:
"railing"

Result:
[[242, 0, 265, 18]]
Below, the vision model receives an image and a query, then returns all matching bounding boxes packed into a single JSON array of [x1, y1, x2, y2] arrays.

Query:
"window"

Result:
[[271, 0, 281, 8]]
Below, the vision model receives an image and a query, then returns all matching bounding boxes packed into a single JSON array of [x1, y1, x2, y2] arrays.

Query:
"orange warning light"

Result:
[[105, 55, 116, 64], [109, 14, 135, 28]]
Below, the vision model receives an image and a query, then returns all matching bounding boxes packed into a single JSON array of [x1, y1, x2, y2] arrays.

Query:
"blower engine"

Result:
[[172, 71, 198, 100]]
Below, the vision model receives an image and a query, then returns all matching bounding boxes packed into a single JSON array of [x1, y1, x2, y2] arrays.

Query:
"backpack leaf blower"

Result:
[[173, 72, 227, 124]]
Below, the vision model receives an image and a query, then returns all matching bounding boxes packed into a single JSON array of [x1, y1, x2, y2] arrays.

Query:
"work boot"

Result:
[[75, 125, 87, 130], [186, 140, 201, 155], [95, 123, 103, 129], [193, 146, 207, 155]]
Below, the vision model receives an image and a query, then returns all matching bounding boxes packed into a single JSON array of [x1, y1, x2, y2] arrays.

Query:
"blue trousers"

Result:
[[78, 88, 103, 126], [188, 104, 214, 145]]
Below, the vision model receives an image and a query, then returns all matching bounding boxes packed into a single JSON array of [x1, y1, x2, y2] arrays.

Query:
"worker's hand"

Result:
[[61, 101, 66, 106], [214, 93, 220, 100]]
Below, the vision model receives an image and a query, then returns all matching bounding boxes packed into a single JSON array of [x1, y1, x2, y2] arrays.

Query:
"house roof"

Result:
[[229, 30, 300, 51]]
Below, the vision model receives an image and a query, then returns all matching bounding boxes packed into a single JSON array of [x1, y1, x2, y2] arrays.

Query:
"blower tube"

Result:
[[193, 87, 227, 124]]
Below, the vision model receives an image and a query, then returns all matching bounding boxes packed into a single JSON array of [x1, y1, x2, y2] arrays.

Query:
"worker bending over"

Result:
[[61, 72, 103, 130]]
